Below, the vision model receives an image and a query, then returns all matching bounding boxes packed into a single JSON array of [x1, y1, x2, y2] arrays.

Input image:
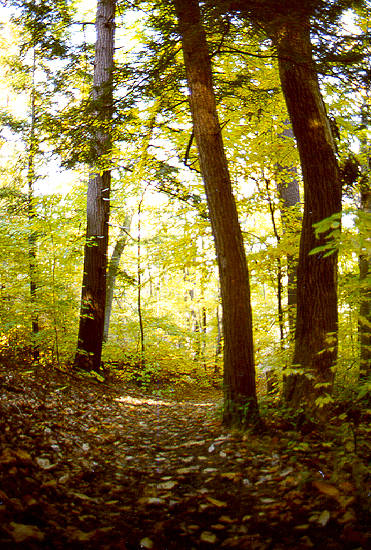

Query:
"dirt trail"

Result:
[[0, 364, 369, 549]]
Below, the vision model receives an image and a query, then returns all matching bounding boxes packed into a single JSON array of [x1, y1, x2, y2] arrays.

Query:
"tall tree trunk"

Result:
[[359, 187, 371, 380], [173, 0, 259, 427], [358, 108, 370, 380], [137, 193, 145, 364], [265, 181, 284, 394], [263, 178, 285, 345], [74, 0, 116, 371], [27, 50, 39, 362], [273, 16, 341, 409], [103, 213, 132, 342]]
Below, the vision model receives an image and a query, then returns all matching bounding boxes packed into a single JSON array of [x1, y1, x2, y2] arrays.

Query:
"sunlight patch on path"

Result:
[[115, 395, 213, 407]]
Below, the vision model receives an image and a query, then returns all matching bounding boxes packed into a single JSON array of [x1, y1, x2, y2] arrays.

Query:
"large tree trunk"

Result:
[[74, 0, 116, 371], [359, 187, 371, 380], [274, 15, 341, 409], [173, 0, 259, 427], [27, 50, 39, 362], [358, 117, 371, 380]]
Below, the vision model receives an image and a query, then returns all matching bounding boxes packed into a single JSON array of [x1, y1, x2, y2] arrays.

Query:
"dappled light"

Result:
[[0, 0, 369, 548]]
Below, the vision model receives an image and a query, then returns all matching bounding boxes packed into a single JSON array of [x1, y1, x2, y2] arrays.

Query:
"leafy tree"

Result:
[[216, 0, 349, 411], [0, 0, 74, 361]]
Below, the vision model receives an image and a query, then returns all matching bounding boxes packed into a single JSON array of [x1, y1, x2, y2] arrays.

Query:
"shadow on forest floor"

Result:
[[0, 362, 369, 549]]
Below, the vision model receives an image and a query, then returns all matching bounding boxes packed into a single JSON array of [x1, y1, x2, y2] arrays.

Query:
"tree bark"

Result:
[[74, 0, 116, 371], [137, 193, 145, 363], [173, 0, 259, 427], [27, 50, 39, 362], [358, 111, 370, 380], [273, 15, 341, 409], [359, 187, 371, 380]]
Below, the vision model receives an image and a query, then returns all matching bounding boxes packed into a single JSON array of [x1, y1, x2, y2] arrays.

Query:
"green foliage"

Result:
[[0, 0, 368, 416]]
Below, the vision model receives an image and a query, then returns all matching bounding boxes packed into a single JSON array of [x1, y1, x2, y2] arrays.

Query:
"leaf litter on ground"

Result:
[[0, 362, 369, 549]]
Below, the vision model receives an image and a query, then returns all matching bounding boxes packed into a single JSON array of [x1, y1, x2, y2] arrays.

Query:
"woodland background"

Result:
[[0, 0, 369, 417]]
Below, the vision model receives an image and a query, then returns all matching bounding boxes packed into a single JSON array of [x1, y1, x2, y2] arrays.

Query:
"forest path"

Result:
[[0, 363, 368, 549]]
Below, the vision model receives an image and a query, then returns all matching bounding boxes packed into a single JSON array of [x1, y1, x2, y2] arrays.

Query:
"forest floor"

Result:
[[0, 362, 370, 550]]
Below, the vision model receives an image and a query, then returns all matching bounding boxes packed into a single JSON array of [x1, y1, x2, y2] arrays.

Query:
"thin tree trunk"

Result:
[[263, 178, 285, 345], [263, 180, 283, 394], [103, 213, 132, 341], [201, 305, 207, 370], [74, 0, 116, 371], [27, 50, 39, 362], [103, 102, 159, 344], [214, 302, 222, 374], [137, 194, 145, 364], [274, 16, 341, 409], [173, 0, 260, 427], [276, 121, 301, 335]]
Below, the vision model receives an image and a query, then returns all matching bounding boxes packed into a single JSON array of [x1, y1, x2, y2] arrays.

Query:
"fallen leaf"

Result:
[[219, 515, 236, 524], [0, 449, 16, 465], [221, 472, 241, 481], [206, 496, 227, 508], [70, 492, 98, 502], [313, 481, 340, 499], [183, 440, 206, 447], [9, 522, 45, 543], [203, 468, 218, 474], [14, 450, 33, 463], [339, 509, 356, 524], [58, 474, 69, 483], [211, 524, 226, 530], [200, 531, 217, 544], [157, 480, 177, 490], [317, 510, 330, 526], [140, 537, 154, 549], [176, 467, 196, 475], [68, 528, 97, 542], [36, 457, 57, 470], [138, 497, 165, 506]]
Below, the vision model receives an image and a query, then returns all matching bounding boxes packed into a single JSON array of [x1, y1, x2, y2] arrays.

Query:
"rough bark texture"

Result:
[[74, 0, 116, 371], [28, 51, 39, 362], [273, 15, 341, 408], [173, 0, 259, 426], [359, 184, 371, 380]]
